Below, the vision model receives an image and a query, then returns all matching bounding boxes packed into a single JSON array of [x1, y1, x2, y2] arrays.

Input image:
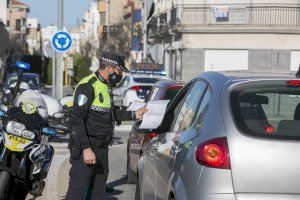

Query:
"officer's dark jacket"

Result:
[[71, 72, 134, 150]]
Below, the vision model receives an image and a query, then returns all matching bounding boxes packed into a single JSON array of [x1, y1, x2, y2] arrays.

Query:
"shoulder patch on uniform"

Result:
[[78, 94, 88, 106], [99, 93, 104, 103]]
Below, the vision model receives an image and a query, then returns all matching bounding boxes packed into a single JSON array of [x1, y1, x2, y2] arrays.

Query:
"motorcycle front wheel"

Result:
[[0, 171, 10, 200]]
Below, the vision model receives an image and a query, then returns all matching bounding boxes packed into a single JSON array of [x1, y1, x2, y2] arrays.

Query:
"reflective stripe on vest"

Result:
[[74, 74, 111, 109]]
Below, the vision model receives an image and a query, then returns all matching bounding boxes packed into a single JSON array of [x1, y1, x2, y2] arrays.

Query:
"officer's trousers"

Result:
[[66, 147, 109, 200]]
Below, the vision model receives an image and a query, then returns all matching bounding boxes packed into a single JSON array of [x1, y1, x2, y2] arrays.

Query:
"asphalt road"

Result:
[[27, 124, 136, 200]]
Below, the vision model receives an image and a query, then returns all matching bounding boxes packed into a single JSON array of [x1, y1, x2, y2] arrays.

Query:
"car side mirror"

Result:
[[42, 127, 57, 136]]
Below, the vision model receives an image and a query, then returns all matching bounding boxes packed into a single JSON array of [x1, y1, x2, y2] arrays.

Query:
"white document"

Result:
[[126, 101, 146, 111], [139, 100, 170, 129]]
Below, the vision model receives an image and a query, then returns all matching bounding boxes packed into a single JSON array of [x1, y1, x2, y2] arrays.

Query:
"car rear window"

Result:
[[7, 75, 40, 87], [163, 86, 183, 100], [133, 77, 160, 83], [231, 84, 300, 139]]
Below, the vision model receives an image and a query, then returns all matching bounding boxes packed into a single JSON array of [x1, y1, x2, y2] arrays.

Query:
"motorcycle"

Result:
[[0, 61, 59, 199]]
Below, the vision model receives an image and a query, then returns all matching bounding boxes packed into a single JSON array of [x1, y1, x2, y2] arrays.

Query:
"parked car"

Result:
[[127, 80, 185, 184], [4, 73, 42, 92], [136, 71, 300, 200], [112, 70, 170, 107]]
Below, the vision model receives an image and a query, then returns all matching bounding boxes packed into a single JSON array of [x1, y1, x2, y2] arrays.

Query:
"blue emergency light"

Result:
[[15, 61, 31, 71], [130, 69, 167, 76]]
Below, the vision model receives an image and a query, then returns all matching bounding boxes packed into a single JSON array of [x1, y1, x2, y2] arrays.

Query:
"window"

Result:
[[172, 81, 207, 132], [163, 86, 183, 100], [192, 88, 212, 133], [149, 87, 160, 101], [231, 84, 300, 139], [100, 12, 106, 25], [16, 19, 21, 31]]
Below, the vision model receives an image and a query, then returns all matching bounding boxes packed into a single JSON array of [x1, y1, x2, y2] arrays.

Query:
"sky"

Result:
[[22, 0, 91, 28]]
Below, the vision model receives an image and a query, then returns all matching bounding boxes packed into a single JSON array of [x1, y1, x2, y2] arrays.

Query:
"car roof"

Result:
[[8, 73, 40, 77], [198, 70, 298, 83], [154, 80, 185, 88]]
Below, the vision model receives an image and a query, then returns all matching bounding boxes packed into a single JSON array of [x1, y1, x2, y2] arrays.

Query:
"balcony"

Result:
[[148, 3, 300, 37]]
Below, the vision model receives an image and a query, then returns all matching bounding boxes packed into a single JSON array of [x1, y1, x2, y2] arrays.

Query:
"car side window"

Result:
[[191, 87, 212, 133], [172, 81, 207, 132], [148, 87, 160, 101]]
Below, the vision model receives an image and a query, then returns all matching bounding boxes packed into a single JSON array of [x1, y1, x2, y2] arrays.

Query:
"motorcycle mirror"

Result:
[[53, 112, 64, 119], [42, 127, 57, 136]]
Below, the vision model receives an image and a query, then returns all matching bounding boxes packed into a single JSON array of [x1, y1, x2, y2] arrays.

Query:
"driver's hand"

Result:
[[135, 108, 148, 120], [83, 148, 96, 165]]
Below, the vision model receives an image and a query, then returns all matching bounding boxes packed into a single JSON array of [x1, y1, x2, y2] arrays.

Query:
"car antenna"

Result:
[[296, 64, 300, 78]]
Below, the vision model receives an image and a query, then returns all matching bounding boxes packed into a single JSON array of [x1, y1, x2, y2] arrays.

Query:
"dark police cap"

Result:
[[100, 52, 129, 73]]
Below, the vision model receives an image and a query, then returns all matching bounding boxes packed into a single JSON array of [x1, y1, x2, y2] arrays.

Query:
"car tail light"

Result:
[[149, 132, 157, 140], [265, 126, 274, 134], [287, 80, 300, 86], [130, 86, 142, 91], [195, 137, 230, 169]]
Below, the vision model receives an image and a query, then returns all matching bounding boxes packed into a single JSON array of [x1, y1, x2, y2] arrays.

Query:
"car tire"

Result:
[[135, 179, 141, 200], [127, 156, 137, 184]]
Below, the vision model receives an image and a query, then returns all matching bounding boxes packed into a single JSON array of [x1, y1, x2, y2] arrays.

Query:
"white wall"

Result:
[[27, 18, 38, 29], [0, 0, 7, 25], [204, 50, 248, 71], [181, 0, 299, 4], [290, 51, 300, 71], [183, 34, 300, 50]]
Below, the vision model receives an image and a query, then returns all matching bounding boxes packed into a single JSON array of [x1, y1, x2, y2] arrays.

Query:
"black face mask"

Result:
[[108, 71, 123, 87]]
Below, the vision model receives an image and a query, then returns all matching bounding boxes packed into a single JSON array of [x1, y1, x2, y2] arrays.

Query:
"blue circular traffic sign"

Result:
[[51, 31, 73, 52]]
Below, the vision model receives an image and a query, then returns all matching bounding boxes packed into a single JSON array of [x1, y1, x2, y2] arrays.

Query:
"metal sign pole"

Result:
[[52, 54, 56, 97], [143, 0, 147, 61], [56, 0, 64, 99]]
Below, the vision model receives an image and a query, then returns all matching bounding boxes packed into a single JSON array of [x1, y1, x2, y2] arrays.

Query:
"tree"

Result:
[[0, 23, 24, 82]]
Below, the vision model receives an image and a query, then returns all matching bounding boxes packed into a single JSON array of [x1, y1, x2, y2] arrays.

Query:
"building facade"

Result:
[[147, 0, 300, 80], [7, 0, 29, 46], [0, 0, 7, 25], [26, 18, 41, 55]]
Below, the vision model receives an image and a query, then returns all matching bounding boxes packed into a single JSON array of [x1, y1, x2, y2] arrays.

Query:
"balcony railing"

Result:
[[175, 4, 300, 28], [143, 3, 300, 34]]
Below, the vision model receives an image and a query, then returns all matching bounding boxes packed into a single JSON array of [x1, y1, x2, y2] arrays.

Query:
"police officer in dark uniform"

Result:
[[66, 52, 147, 200]]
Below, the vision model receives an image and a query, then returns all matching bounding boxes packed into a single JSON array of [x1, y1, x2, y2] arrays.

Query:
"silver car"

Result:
[[136, 71, 300, 200]]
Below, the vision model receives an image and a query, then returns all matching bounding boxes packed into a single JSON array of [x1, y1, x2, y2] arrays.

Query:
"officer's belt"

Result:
[[90, 105, 111, 113]]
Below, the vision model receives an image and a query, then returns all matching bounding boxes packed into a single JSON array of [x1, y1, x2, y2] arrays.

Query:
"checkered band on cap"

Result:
[[101, 57, 119, 66]]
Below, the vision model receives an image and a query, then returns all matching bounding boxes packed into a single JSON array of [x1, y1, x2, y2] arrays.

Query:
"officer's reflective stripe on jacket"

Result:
[[71, 72, 135, 150]]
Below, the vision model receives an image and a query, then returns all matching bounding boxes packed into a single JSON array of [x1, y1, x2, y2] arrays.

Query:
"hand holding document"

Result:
[[126, 101, 146, 111], [139, 100, 170, 129]]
